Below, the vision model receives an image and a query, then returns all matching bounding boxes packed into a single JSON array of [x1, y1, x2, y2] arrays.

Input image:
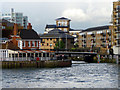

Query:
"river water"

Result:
[[2, 61, 119, 88]]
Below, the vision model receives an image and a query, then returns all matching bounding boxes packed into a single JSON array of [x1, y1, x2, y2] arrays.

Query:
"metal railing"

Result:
[[0, 57, 56, 61]]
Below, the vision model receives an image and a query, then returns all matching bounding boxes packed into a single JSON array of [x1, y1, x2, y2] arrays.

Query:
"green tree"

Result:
[[54, 40, 65, 49], [74, 43, 79, 49]]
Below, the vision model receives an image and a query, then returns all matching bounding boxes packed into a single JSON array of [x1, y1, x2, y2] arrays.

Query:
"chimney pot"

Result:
[[27, 23, 32, 30]]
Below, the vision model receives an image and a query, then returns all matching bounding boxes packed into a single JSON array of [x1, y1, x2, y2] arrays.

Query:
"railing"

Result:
[[0, 57, 56, 61]]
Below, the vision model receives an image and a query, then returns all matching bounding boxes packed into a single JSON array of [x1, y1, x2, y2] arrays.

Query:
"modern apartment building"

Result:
[[112, 1, 120, 55], [2, 8, 28, 29], [78, 25, 114, 54]]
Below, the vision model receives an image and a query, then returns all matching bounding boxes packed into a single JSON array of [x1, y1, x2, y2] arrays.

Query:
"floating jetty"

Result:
[[1, 60, 72, 68]]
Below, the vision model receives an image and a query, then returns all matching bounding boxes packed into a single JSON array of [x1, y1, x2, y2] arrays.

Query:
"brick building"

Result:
[[112, 1, 120, 55], [78, 25, 114, 54], [1, 22, 41, 50], [41, 29, 74, 50]]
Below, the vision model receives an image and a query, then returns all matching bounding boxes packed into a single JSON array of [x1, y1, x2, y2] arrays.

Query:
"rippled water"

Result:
[[2, 62, 119, 88]]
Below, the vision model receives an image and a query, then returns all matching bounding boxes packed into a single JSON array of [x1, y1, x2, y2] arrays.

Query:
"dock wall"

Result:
[[1, 60, 72, 68]]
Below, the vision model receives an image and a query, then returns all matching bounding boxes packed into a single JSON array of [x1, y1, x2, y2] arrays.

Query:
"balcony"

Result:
[[114, 34, 117, 38], [82, 34, 86, 38], [116, 6, 120, 12], [115, 28, 120, 33], [107, 32, 111, 35], [107, 38, 111, 42], [101, 38, 104, 41], [82, 40, 86, 43], [82, 45, 86, 48], [101, 32, 106, 36], [101, 38, 106, 42], [101, 44, 106, 48], [116, 35, 120, 40], [92, 40, 95, 43], [91, 33, 96, 37]]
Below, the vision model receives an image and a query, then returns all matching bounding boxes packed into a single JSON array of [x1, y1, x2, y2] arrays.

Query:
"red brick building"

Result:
[[11, 23, 41, 50], [1, 20, 41, 50]]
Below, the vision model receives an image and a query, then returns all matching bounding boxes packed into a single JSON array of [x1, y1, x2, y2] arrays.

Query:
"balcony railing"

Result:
[[107, 32, 111, 35], [101, 44, 106, 48], [82, 34, 86, 38], [101, 33, 106, 36], [82, 40, 86, 43], [91, 33, 96, 37]]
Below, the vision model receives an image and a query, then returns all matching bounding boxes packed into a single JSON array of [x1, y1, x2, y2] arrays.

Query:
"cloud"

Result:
[[62, 6, 111, 24], [62, 8, 90, 22]]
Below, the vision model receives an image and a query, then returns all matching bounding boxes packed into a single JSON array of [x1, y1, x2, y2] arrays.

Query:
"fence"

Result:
[[0, 57, 55, 61]]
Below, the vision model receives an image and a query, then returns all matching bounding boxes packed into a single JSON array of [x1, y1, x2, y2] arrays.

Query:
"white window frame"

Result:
[[18, 41, 20, 47], [32, 41, 35, 47], [23, 41, 26, 47]]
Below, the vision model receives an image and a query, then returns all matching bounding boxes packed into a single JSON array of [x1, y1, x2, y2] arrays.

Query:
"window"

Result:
[[36, 41, 38, 47], [2, 26, 5, 29], [50, 38, 52, 40], [32, 41, 35, 47], [42, 44, 44, 46], [22, 41, 26, 47], [64, 28, 67, 32], [18, 41, 20, 47], [47, 43, 49, 46], [28, 41, 31, 47]]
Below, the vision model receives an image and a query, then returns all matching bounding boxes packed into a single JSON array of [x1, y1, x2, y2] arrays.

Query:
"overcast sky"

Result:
[[1, 0, 118, 33]]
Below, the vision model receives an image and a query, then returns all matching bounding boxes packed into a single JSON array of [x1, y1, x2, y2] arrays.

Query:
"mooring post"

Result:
[[97, 55, 100, 63], [116, 55, 119, 64]]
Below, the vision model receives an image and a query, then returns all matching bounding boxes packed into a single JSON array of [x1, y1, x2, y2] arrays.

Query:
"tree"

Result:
[[54, 40, 65, 49], [74, 43, 79, 49]]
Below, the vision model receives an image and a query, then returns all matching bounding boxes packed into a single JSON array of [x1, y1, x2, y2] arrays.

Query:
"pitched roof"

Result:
[[56, 17, 71, 21], [2, 19, 14, 27], [69, 28, 83, 31], [41, 29, 74, 39], [2, 30, 13, 38], [19, 29, 40, 39], [48, 29, 64, 34], [46, 25, 56, 28], [82, 25, 110, 32]]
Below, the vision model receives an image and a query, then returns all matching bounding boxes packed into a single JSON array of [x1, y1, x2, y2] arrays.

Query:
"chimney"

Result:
[[13, 23, 18, 35], [27, 23, 32, 30]]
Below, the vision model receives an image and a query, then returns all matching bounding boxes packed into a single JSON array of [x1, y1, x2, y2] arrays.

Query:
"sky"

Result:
[[0, 0, 118, 34]]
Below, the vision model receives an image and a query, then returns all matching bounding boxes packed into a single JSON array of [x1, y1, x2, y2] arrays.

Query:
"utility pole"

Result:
[[58, 37, 60, 49]]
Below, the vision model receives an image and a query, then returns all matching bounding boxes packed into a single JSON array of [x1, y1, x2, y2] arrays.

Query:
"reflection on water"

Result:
[[2, 62, 118, 88]]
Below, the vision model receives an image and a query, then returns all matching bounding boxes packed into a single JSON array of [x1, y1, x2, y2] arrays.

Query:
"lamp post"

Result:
[[66, 34, 67, 51], [50, 43, 52, 60]]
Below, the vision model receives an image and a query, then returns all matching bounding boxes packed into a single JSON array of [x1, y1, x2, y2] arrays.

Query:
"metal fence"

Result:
[[0, 57, 56, 61]]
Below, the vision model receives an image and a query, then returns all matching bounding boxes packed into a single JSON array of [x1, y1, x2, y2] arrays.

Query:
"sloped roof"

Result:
[[82, 25, 110, 32], [56, 17, 71, 21], [19, 29, 40, 39], [41, 29, 74, 39], [2, 30, 13, 38], [46, 25, 56, 28], [69, 28, 83, 31], [48, 29, 64, 34], [2, 19, 14, 27]]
